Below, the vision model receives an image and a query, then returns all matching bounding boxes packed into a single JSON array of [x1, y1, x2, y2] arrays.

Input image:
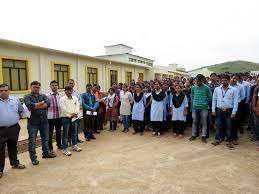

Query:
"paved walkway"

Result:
[[1, 127, 259, 194]]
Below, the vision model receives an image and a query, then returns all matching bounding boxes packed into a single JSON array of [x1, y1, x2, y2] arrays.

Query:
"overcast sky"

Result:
[[0, 0, 258, 70]]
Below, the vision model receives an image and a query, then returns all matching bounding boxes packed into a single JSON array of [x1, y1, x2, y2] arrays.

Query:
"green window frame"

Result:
[[2, 59, 28, 91]]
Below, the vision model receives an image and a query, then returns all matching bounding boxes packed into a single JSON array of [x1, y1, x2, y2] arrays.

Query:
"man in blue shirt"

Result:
[[211, 74, 238, 149], [0, 84, 25, 179], [82, 84, 99, 141]]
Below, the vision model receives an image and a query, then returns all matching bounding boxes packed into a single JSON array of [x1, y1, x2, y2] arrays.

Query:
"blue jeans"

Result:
[[215, 109, 233, 142], [62, 117, 78, 149], [121, 115, 130, 129], [192, 109, 208, 137], [27, 121, 49, 161]]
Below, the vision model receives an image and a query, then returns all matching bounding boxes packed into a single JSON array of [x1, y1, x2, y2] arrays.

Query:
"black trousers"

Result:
[[96, 112, 104, 131], [0, 124, 20, 172], [48, 118, 62, 150], [83, 114, 96, 138], [233, 102, 242, 139], [132, 120, 145, 133], [109, 120, 117, 130], [152, 121, 163, 133], [172, 120, 185, 135]]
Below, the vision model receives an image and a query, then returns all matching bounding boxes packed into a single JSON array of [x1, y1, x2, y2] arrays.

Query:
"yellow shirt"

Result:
[[60, 95, 80, 118]]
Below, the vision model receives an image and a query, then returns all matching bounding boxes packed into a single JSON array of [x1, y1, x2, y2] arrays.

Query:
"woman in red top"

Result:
[[105, 88, 119, 131]]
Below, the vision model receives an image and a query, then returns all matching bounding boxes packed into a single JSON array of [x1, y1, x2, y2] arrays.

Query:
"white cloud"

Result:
[[0, 0, 258, 70]]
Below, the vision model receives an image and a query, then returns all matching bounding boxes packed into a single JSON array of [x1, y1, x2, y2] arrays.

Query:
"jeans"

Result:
[[48, 118, 62, 150], [0, 124, 20, 172], [192, 109, 208, 137], [121, 115, 130, 129], [215, 109, 233, 142], [62, 117, 78, 149], [27, 121, 49, 161]]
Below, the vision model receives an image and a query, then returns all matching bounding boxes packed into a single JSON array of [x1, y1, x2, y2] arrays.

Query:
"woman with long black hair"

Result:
[[132, 83, 146, 136], [150, 81, 166, 136]]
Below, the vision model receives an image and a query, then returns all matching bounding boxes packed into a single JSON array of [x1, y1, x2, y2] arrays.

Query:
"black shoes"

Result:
[[189, 136, 196, 141], [42, 152, 57, 158], [12, 163, 26, 169], [32, 159, 39, 165]]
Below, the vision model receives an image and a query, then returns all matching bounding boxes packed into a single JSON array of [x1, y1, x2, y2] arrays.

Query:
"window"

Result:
[[129, 58, 136, 62], [126, 72, 132, 85], [2, 59, 28, 91], [54, 64, 69, 89], [87, 67, 98, 85], [155, 73, 161, 80], [138, 73, 144, 81], [162, 74, 168, 79], [110, 70, 118, 86]]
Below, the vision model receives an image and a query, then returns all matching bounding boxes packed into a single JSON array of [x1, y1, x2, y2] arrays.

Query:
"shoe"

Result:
[[63, 149, 72, 156], [122, 129, 126, 132], [85, 138, 91, 141], [90, 135, 96, 140], [132, 131, 138, 135], [139, 132, 144, 136], [12, 163, 26, 169], [93, 131, 101, 134], [43, 152, 57, 158], [72, 145, 82, 152], [211, 140, 220, 146], [189, 136, 196, 141], [77, 139, 84, 143], [153, 132, 157, 136], [32, 159, 39, 165], [201, 137, 207, 143], [0, 172, 3, 179], [157, 132, 161, 136]]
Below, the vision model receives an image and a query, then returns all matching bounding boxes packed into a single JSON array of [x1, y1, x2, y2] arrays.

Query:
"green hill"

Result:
[[205, 61, 259, 73]]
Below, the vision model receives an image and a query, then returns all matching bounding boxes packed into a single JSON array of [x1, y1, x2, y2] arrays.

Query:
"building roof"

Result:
[[104, 44, 133, 49], [0, 38, 150, 68], [97, 53, 154, 62]]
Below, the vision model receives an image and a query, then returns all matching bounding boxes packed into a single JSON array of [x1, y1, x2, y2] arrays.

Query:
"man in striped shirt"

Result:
[[189, 74, 212, 143], [46, 80, 62, 151]]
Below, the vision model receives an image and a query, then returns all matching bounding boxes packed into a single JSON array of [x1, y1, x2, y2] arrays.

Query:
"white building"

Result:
[[97, 44, 154, 67]]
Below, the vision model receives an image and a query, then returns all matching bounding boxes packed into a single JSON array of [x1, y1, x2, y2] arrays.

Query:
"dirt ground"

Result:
[[1, 125, 259, 194]]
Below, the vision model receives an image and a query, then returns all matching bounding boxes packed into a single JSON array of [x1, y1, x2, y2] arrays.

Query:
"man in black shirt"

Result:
[[24, 81, 56, 165]]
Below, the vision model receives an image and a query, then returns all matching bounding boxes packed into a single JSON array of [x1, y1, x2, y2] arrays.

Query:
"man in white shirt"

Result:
[[60, 86, 82, 156]]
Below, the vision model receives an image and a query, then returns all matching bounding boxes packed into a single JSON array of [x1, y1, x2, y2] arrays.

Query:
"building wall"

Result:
[[0, 42, 148, 97]]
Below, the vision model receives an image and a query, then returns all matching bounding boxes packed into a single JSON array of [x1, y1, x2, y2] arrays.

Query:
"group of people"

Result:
[[1, 72, 259, 178]]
